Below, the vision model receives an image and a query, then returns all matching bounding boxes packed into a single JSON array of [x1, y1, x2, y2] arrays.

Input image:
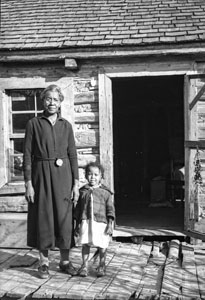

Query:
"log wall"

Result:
[[0, 61, 101, 246], [0, 56, 204, 246]]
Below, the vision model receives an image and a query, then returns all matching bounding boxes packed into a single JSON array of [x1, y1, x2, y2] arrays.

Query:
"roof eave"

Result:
[[1, 42, 205, 62]]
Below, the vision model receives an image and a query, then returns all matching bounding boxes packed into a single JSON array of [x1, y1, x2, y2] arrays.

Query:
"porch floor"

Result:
[[0, 239, 205, 300]]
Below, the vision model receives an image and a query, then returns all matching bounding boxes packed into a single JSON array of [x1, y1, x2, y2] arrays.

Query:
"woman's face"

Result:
[[43, 91, 61, 115]]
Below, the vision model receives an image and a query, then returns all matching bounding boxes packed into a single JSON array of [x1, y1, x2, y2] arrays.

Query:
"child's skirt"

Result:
[[76, 194, 111, 249]]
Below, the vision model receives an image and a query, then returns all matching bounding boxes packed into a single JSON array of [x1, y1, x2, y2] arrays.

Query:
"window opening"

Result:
[[7, 89, 44, 181]]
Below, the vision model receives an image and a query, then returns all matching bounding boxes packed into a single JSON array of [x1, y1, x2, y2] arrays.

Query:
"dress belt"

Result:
[[34, 156, 68, 161]]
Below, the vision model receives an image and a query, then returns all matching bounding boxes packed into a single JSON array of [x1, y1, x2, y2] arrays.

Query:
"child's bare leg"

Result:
[[79, 244, 90, 277], [97, 248, 107, 277], [99, 248, 107, 266], [82, 244, 90, 267]]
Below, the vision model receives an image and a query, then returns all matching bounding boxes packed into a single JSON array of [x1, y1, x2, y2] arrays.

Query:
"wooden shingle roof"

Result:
[[1, 0, 205, 51]]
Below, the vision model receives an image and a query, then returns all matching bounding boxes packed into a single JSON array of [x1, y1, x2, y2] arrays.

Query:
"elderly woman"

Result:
[[23, 84, 79, 279]]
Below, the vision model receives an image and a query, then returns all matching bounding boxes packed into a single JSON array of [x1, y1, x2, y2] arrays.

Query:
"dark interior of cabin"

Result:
[[112, 75, 185, 230]]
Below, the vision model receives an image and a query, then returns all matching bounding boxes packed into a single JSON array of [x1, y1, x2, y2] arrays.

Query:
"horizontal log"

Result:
[[0, 53, 65, 62], [185, 140, 205, 149], [0, 196, 27, 212], [199, 94, 205, 100], [75, 112, 99, 123], [0, 213, 27, 248], [74, 92, 97, 104], [75, 130, 99, 148], [0, 183, 25, 195], [75, 124, 99, 131], [1, 45, 205, 62], [78, 154, 99, 167], [74, 103, 98, 113], [198, 128, 205, 139]]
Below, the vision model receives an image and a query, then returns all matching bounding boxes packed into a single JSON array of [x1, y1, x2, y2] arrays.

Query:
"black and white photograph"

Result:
[[0, 0, 205, 299]]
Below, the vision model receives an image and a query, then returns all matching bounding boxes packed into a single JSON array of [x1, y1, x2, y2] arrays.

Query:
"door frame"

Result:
[[98, 66, 194, 192], [184, 74, 205, 240], [98, 64, 205, 240]]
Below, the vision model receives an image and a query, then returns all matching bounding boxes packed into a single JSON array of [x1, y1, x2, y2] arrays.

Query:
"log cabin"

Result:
[[0, 0, 205, 247]]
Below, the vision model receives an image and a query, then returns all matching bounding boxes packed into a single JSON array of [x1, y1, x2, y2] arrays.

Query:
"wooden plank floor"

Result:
[[0, 240, 205, 300]]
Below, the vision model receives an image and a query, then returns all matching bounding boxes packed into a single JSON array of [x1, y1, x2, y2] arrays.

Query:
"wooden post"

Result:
[[98, 71, 114, 191]]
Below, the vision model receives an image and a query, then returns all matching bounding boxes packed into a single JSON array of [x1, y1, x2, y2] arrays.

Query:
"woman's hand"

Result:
[[72, 179, 79, 207], [74, 224, 80, 237], [25, 180, 35, 203]]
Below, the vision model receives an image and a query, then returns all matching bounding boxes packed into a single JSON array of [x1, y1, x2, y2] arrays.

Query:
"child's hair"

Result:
[[85, 162, 105, 179]]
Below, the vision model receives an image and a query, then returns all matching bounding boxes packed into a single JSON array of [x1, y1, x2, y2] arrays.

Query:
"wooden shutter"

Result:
[[185, 75, 205, 240]]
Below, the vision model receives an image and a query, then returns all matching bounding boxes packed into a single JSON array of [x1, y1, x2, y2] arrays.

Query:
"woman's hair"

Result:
[[85, 162, 105, 179], [40, 84, 64, 102]]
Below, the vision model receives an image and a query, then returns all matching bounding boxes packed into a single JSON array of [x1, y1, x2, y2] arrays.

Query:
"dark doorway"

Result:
[[112, 76, 184, 230]]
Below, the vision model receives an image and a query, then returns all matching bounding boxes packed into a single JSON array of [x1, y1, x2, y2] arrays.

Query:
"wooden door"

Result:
[[185, 75, 205, 240]]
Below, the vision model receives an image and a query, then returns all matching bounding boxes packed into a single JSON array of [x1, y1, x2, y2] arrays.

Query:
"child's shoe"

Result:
[[38, 264, 50, 279], [78, 264, 88, 277], [96, 264, 106, 277]]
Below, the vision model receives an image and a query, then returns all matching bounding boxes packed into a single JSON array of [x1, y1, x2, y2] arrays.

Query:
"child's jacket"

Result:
[[74, 184, 115, 224]]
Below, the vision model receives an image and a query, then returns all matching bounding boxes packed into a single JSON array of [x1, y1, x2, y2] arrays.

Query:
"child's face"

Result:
[[86, 166, 102, 187]]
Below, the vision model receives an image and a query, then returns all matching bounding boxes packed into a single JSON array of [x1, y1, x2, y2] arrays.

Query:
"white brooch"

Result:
[[55, 159, 63, 167]]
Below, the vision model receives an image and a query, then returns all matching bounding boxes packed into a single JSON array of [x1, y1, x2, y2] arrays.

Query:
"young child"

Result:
[[74, 162, 115, 277]]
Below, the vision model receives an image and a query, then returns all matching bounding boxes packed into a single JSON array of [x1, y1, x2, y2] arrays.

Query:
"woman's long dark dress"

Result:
[[23, 114, 79, 250]]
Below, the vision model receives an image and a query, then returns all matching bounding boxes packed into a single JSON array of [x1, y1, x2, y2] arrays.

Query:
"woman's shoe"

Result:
[[38, 264, 50, 279], [96, 264, 106, 277], [59, 261, 78, 276], [78, 265, 88, 277]]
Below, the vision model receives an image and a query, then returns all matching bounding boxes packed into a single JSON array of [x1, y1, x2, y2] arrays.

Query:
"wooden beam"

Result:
[[0, 213, 27, 247], [0, 53, 65, 62], [184, 230, 205, 241], [74, 92, 97, 104], [98, 72, 114, 191], [0, 184, 25, 195], [185, 140, 205, 149], [1, 46, 205, 62], [0, 196, 27, 212], [75, 112, 99, 123], [75, 130, 99, 148], [78, 154, 99, 167]]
